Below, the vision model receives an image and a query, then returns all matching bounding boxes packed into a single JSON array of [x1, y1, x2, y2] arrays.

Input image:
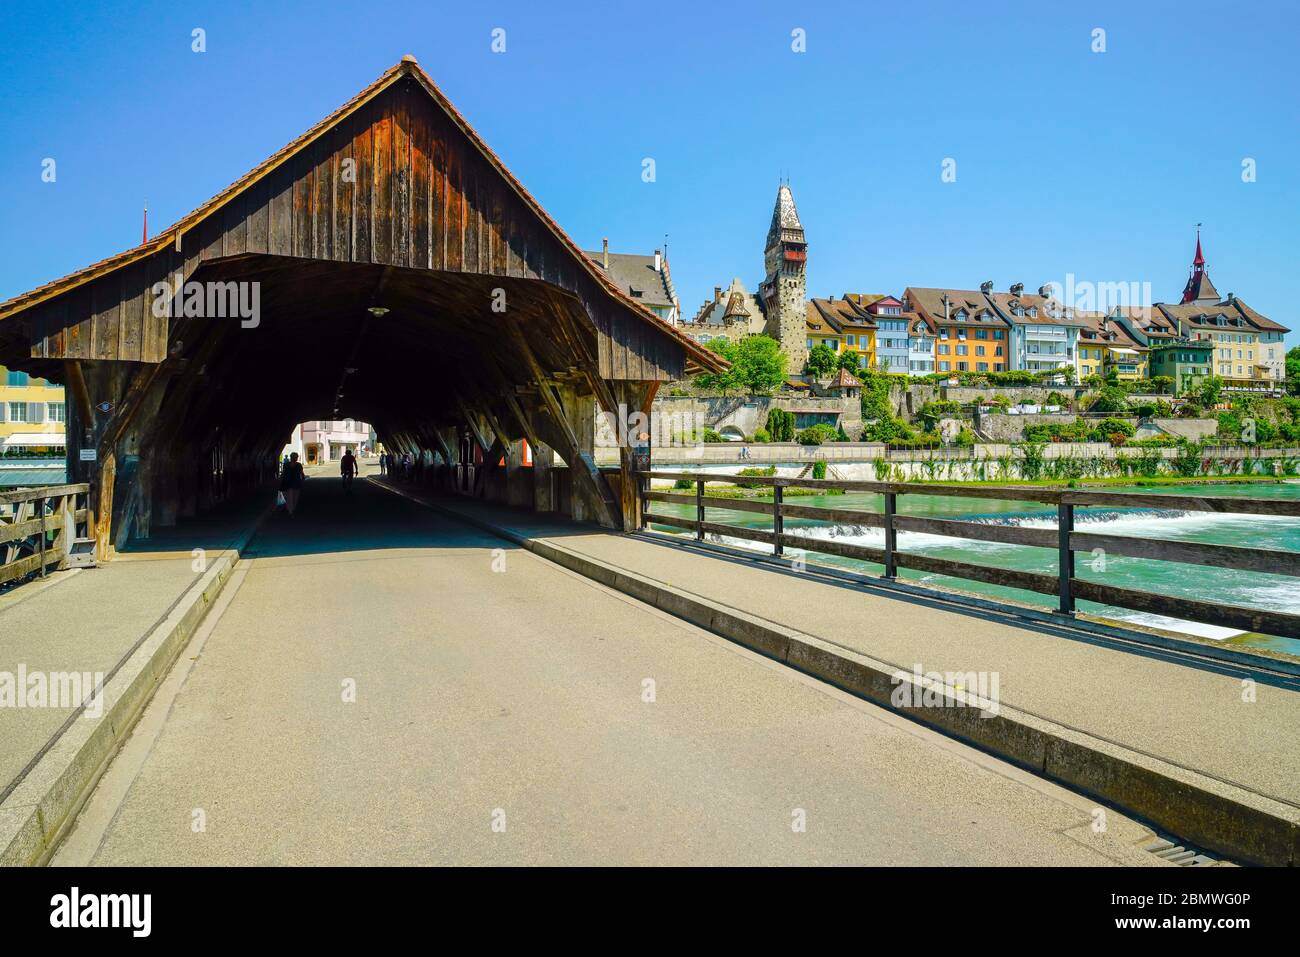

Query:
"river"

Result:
[[647, 480, 1300, 656]]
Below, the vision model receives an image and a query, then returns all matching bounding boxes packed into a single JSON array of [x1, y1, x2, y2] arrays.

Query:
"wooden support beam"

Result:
[[506, 315, 618, 527]]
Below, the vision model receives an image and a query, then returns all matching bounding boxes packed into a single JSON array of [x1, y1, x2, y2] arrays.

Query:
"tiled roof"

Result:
[[807, 297, 875, 333], [828, 368, 863, 389], [0, 57, 723, 372], [583, 251, 674, 309], [984, 290, 1086, 327], [904, 287, 1007, 327]]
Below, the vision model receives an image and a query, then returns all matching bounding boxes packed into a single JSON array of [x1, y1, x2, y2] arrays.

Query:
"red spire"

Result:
[[1181, 228, 1208, 302], [142, 203, 148, 244]]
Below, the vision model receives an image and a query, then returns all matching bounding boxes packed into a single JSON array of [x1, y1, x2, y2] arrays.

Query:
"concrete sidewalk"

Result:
[[379, 481, 1300, 862], [0, 493, 269, 798]]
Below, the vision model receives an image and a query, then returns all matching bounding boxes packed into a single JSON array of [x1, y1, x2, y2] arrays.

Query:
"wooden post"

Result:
[[1057, 502, 1075, 615], [773, 483, 784, 557], [883, 490, 898, 579], [695, 478, 705, 542]]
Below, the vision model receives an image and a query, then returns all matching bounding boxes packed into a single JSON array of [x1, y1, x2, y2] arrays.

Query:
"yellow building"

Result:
[[0, 366, 67, 455], [1076, 313, 1148, 381], [806, 297, 878, 371]]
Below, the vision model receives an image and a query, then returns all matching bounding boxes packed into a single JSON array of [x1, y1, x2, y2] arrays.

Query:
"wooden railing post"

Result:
[[695, 479, 705, 542], [883, 490, 898, 579], [37, 495, 47, 579], [773, 483, 784, 557], [1057, 502, 1074, 615]]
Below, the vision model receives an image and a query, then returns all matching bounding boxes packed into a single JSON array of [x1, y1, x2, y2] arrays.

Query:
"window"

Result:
[[956, 345, 967, 356], [977, 362, 988, 372], [8, 402, 27, 422], [47, 402, 66, 423], [975, 345, 985, 356], [976, 328, 987, 339], [938, 344, 950, 355], [6, 370, 29, 387], [806, 339, 813, 349], [938, 360, 950, 371], [846, 335, 856, 346], [993, 329, 1004, 339]]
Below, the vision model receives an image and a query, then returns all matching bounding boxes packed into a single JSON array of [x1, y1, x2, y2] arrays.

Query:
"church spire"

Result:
[[1181, 227, 1218, 304]]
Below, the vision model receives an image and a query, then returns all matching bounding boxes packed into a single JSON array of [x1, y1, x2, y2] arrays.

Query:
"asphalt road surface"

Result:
[[54, 474, 1164, 865]]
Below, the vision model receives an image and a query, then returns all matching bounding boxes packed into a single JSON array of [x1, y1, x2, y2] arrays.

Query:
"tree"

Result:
[[1196, 374, 1224, 407], [692, 334, 788, 394], [1089, 386, 1129, 414], [804, 343, 838, 379], [837, 350, 863, 373], [1286, 346, 1300, 382], [728, 335, 788, 393]]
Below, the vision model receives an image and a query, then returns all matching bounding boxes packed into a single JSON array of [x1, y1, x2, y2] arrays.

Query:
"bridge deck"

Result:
[[398, 488, 1300, 812], [47, 469, 1166, 865]]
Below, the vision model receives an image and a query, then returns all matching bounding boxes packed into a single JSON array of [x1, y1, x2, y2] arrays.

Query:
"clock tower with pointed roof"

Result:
[[759, 182, 809, 371]]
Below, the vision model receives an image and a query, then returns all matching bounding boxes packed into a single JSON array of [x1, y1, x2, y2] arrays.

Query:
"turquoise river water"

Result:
[[647, 480, 1300, 656]]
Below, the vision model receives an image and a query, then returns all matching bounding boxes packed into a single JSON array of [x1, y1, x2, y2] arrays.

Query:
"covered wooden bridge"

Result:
[[0, 57, 722, 557]]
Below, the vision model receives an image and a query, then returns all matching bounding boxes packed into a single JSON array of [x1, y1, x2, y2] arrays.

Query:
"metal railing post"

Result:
[[883, 490, 897, 579], [1057, 501, 1074, 615], [773, 483, 784, 557], [695, 478, 705, 542]]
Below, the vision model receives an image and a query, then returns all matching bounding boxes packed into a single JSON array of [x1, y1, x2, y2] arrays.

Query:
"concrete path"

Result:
[[56, 475, 1164, 865], [0, 493, 266, 796], [412, 493, 1300, 813]]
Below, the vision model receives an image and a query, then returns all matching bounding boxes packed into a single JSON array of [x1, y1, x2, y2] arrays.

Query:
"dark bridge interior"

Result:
[[0, 58, 721, 555]]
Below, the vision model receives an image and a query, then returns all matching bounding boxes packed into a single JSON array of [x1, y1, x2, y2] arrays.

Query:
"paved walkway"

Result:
[[0, 493, 267, 797], [394, 487, 1300, 812], [55, 475, 1164, 865]]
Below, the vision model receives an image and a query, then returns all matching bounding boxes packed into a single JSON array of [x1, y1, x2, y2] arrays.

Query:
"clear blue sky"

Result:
[[2, 0, 1296, 342]]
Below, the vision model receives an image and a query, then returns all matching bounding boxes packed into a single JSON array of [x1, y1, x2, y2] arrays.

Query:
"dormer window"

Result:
[[955, 310, 967, 322], [1027, 307, 1037, 318], [1014, 307, 1024, 316]]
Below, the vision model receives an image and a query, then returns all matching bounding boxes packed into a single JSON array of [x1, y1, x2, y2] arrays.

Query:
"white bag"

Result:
[[276, 491, 287, 507]]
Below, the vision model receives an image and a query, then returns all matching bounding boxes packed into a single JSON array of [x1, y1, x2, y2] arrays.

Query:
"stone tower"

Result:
[[759, 183, 808, 372]]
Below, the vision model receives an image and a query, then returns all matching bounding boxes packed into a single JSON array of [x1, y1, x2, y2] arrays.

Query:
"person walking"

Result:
[[340, 448, 358, 491], [279, 451, 305, 516], [378, 451, 387, 476]]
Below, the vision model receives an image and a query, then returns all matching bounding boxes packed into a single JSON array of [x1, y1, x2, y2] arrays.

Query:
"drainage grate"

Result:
[[1141, 835, 1232, 867]]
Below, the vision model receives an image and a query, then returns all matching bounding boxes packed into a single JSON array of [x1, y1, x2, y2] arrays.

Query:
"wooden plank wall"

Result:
[[26, 77, 683, 382]]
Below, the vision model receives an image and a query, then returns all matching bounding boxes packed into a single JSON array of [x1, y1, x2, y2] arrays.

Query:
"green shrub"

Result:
[[797, 423, 840, 446], [811, 461, 827, 480], [751, 428, 771, 443], [735, 466, 776, 489]]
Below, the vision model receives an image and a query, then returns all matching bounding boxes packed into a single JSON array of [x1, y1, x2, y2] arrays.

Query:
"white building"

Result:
[[284, 420, 370, 464]]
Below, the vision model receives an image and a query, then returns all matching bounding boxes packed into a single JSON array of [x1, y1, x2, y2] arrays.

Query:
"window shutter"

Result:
[[0, 402, 6, 423], [29, 402, 45, 424]]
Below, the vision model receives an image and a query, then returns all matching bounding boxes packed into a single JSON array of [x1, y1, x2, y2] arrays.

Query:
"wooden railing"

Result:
[[0, 484, 92, 587], [638, 471, 1300, 638]]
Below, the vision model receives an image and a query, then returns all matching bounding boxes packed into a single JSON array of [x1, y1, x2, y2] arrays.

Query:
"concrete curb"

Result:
[[0, 509, 269, 866], [379, 481, 1300, 867]]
